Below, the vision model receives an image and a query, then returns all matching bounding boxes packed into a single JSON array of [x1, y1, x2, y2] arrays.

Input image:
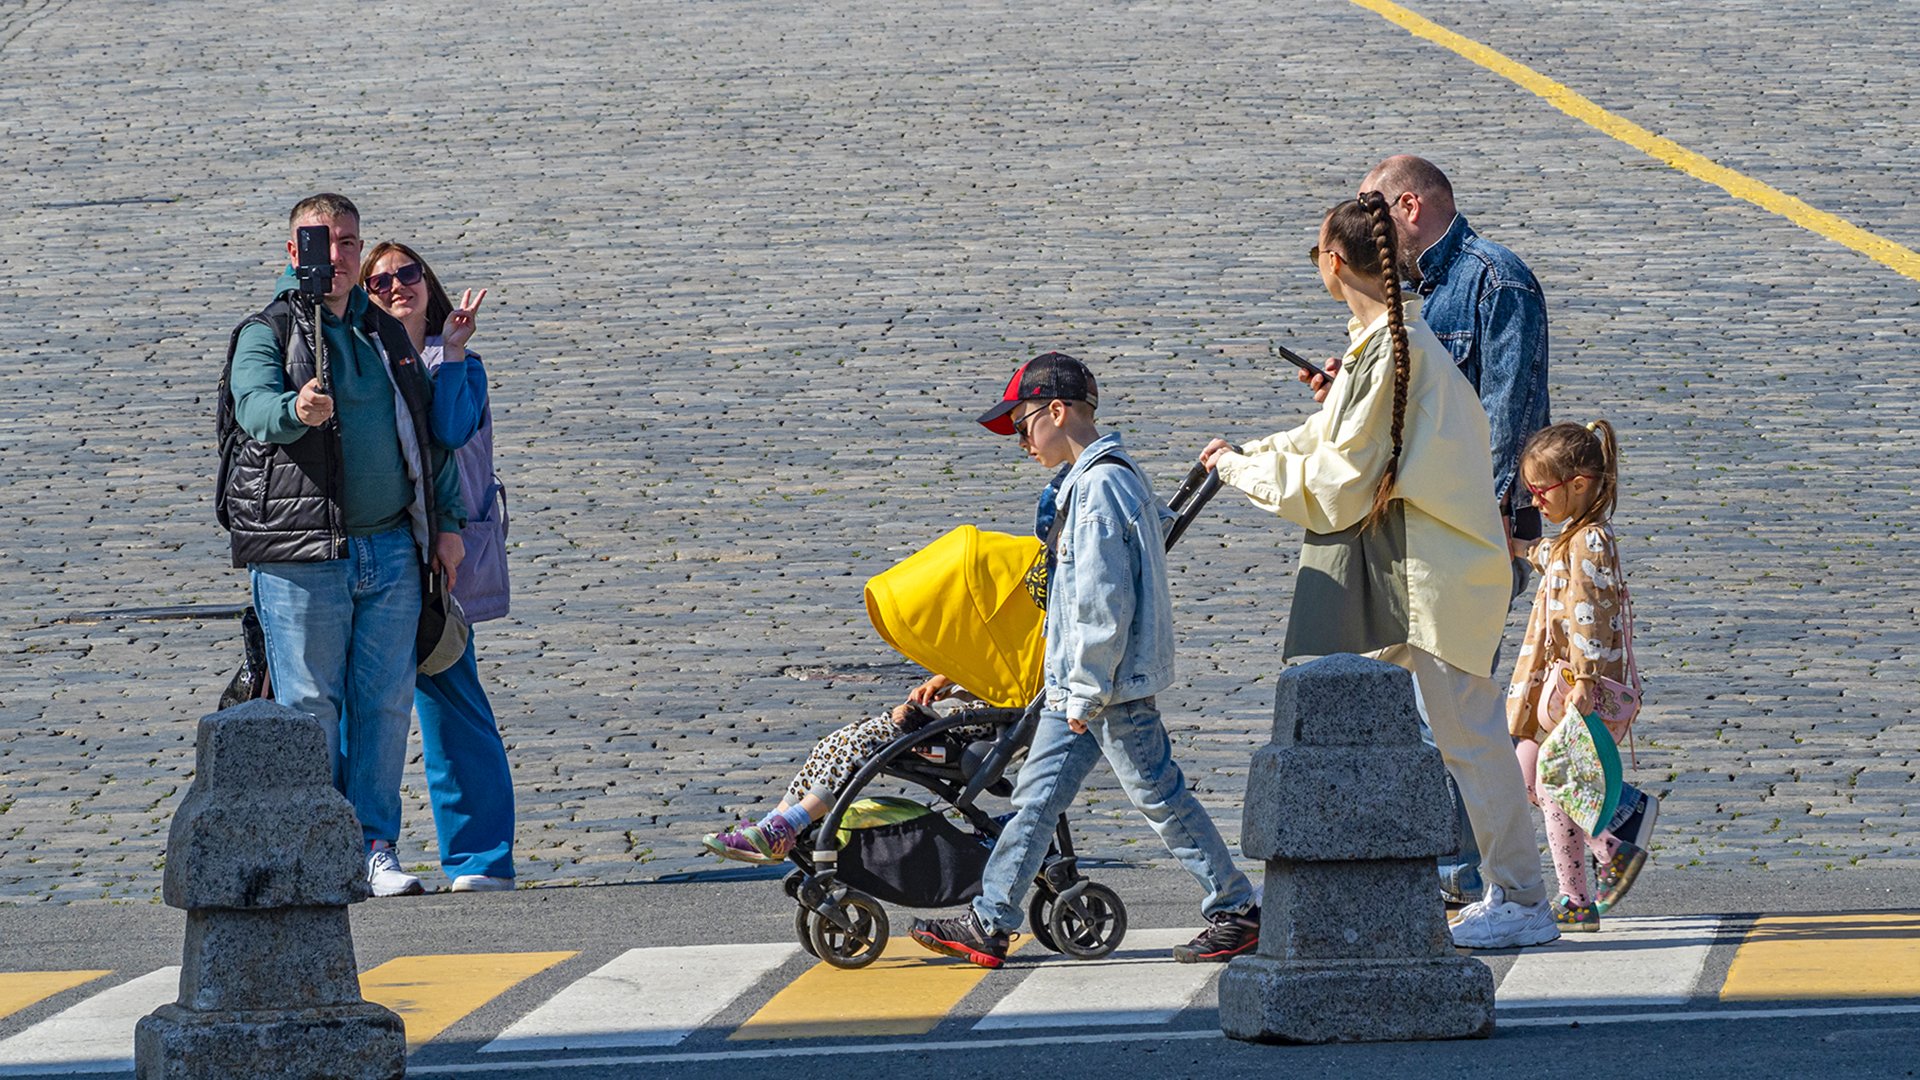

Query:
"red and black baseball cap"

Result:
[[977, 352, 1100, 435]]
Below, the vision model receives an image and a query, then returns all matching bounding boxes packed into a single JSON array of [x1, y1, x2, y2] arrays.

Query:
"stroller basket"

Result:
[[837, 811, 990, 909]]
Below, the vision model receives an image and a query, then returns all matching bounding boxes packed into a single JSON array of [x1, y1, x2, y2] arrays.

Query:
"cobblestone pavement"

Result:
[[1, 0, 1916, 903]]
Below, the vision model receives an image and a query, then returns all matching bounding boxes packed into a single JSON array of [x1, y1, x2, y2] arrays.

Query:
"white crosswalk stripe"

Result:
[[1495, 915, 1723, 1009], [0, 967, 179, 1077], [482, 943, 803, 1053], [973, 929, 1217, 1031]]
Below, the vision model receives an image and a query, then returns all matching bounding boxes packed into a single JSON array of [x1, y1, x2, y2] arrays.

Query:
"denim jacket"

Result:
[[1033, 432, 1176, 722], [1415, 214, 1550, 520]]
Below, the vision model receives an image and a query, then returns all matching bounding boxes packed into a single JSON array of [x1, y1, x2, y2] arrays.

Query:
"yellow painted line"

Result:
[[730, 937, 1029, 1040], [360, 951, 576, 1047], [0, 970, 112, 1021], [1721, 912, 1920, 1001], [1348, 0, 1920, 284]]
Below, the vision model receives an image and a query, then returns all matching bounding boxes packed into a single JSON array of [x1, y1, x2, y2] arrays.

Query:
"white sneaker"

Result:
[[450, 875, 514, 893], [367, 842, 424, 897], [1449, 884, 1559, 948]]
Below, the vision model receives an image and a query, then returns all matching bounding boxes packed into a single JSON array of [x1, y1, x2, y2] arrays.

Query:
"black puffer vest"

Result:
[[217, 296, 429, 568]]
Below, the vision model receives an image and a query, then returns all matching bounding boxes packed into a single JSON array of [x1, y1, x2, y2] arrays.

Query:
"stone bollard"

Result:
[[134, 700, 406, 1080], [1219, 654, 1495, 1044]]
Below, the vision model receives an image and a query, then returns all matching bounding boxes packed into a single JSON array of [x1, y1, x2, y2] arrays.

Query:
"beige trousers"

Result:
[[1369, 643, 1546, 906]]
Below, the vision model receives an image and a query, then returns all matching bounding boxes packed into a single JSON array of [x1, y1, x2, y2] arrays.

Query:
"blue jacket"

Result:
[[1035, 433, 1176, 722], [1415, 214, 1550, 518], [423, 338, 510, 623]]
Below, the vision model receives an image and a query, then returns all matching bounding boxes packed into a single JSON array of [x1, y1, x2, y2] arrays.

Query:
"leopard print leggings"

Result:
[[784, 713, 993, 804]]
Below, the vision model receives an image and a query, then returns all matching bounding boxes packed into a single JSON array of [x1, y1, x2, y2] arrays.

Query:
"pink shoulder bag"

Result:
[[1536, 580, 1642, 763]]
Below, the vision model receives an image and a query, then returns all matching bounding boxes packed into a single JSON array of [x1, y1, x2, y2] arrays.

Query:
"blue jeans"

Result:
[[251, 527, 421, 844], [416, 633, 516, 880], [972, 697, 1255, 934]]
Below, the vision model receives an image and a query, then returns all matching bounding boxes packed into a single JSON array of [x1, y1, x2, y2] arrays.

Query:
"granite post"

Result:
[[134, 700, 406, 1079], [1219, 654, 1496, 1043]]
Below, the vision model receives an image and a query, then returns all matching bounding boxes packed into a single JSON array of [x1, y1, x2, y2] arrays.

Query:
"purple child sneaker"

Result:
[[701, 817, 796, 865]]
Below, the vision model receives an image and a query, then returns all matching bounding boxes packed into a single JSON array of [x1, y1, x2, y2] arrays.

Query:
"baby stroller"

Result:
[[784, 461, 1223, 968]]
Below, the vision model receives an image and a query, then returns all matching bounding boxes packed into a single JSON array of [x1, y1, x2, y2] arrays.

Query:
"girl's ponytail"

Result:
[[1525, 419, 1622, 562]]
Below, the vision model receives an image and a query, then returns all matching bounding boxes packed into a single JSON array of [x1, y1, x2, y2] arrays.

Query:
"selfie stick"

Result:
[[293, 225, 335, 406]]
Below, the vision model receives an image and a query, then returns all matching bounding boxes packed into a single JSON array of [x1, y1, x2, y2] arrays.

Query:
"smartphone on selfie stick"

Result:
[[293, 224, 334, 401], [1269, 340, 1331, 387]]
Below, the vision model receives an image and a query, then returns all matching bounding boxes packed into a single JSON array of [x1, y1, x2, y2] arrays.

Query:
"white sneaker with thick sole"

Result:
[[367, 842, 424, 897], [1449, 884, 1559, 948], [450, 875, 514, 893]]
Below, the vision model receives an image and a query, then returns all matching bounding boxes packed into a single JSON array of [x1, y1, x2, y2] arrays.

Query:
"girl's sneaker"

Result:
[[701, 818, 796, 865], [1551, 894, 1601, 932], [1594, 841, 1648, 915]]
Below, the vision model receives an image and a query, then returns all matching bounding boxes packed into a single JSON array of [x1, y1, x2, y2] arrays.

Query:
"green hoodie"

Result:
[[231, 270, 464, 538]]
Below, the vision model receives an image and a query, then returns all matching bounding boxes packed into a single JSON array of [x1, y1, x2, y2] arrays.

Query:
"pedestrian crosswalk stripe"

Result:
[[1497, 915, 1722, 1009], [730, 936, 1031, 1040], [482, 944, 802, 1053], [973, 929, 1214, 1031], [1720, 912, 1920, 1001], [0, 972, 111, 1023], [0, 967, 177, 1076], [359, 951, 576, 1048]]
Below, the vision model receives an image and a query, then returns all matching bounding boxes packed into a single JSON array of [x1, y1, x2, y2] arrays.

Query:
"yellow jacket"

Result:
[[1214, 300, 1511, 676]]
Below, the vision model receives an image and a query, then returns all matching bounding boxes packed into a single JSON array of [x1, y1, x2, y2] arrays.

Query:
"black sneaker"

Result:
[[1173, 906, 1260, 963], [909, 910, 1010, 969]]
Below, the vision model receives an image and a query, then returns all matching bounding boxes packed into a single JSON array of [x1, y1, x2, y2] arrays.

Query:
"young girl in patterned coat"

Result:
[[1507, 420, 1640, 931]]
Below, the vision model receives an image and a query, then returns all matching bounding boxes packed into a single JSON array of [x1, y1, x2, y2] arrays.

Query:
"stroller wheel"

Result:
[[1026, 893, 1061, 953], [795, 905, 820, 958], [810, 890, 890, 970], [1049, 882, 1127, 960]]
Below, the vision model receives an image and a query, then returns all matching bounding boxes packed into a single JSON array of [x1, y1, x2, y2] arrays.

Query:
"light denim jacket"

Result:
[[1034, 432, 1176, 722], [1415, 214, 1550, 519]]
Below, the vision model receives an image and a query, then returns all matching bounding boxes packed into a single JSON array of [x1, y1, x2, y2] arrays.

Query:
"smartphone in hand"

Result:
[[1269, 341, 1330, 385]]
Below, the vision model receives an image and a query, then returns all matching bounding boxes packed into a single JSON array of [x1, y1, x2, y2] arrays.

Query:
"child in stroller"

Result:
[[701, 672, 995, 865]]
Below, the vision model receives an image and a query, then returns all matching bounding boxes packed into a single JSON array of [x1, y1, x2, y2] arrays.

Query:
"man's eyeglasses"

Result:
[[365, 263, 423, 294], [1525, 475, 1588, 500]]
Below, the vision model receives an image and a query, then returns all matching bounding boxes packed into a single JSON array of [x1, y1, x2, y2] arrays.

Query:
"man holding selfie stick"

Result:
[[221, 193, 465, 897]]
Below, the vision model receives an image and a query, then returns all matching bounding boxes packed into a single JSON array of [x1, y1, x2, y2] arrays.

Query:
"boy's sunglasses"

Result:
[[1011, 403, 1049, 441], [365, 263, 423, 294]]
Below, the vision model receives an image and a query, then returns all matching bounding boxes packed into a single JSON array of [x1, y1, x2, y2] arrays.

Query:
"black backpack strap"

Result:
[[217, 299, 295, 442], [215, 300, 296, 531], [1043, 455, 1141, 555]]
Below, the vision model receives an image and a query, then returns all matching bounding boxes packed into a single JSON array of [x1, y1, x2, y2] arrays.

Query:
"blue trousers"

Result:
[[415, 633, 516, 880], [973, 697, 1255, 935], [251, 528, 419, 844]]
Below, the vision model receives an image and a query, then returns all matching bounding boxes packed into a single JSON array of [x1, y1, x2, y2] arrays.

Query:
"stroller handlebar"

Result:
[[1163, 457, 1226, 551]]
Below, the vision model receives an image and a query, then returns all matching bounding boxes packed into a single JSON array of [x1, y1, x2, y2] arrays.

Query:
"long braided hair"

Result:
[[1322, 191, 1412, 530]]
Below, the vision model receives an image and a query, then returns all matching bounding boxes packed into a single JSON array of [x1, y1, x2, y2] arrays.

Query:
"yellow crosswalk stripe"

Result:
[[1721, 913, 1920, 1001], [0, 971, 112, 1021], [731, 938, 1029, 1041], [359, 952, 577, 1047]]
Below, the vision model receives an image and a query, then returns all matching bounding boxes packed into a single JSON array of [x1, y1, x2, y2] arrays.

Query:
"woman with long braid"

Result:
[[1201, 193, 1557, 949]]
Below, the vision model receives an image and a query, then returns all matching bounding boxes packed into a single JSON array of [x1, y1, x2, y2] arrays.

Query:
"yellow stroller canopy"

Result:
[[864, 526, 1045, 708]]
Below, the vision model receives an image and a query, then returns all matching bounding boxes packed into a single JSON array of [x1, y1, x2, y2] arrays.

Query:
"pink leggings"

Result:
[[1517, 739, 1620, 905]]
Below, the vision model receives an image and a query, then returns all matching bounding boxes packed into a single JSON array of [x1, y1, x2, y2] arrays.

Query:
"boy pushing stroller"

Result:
[[910, 353, 1261, 968]]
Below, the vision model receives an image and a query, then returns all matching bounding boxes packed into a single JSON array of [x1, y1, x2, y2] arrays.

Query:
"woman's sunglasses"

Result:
[[365, 262, 423, 294]]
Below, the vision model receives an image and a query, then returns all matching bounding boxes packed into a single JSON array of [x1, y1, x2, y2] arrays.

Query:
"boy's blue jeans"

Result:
[[972, 697, 1255, 935], [250, 527, 421, 845]]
